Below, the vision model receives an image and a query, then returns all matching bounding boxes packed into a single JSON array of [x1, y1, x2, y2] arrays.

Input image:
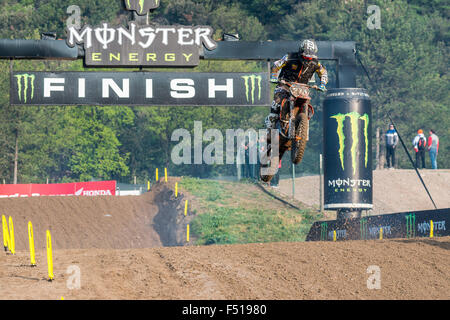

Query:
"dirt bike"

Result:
[[260, 80, 319, 183]]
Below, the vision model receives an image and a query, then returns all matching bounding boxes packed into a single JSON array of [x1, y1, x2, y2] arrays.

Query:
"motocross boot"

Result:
[[264, 113, 279, 145]]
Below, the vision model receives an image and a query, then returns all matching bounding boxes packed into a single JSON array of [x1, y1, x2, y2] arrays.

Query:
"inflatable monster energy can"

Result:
[[323, 88, 373, 213]]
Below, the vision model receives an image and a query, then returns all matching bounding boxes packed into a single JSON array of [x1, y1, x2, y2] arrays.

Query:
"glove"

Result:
[[270, 72, 279, 83], [318, 84, 327, 92]]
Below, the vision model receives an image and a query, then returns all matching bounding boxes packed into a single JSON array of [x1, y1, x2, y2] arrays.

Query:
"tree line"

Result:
[[0, 0, 448, 184]]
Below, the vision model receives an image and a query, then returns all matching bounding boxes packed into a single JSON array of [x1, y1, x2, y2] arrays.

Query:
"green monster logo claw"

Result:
[[15, 74, 35, 103], [241, 75, 262, 104], [320, 222, 328, 241], [125, 0, 160, 16], [331, 112, 369, 175]]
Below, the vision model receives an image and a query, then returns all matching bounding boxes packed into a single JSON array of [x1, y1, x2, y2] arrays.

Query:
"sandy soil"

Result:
[[279, 169, 450, 218], [0, 237, 448, 300]]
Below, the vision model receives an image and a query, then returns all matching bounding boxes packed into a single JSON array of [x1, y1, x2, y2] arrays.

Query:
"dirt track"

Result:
[[0, 177, 449, 300], [0, 181, 187, 251], [0, 237, 449, 300]]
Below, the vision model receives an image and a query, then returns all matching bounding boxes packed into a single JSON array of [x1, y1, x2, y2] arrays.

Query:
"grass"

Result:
[[180, 177, 322, 245]]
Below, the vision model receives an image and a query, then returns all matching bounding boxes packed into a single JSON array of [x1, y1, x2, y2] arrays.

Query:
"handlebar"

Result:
[[279, 80, 320, 91]]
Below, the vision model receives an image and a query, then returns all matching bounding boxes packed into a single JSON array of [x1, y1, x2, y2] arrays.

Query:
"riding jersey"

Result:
[[272, 52, 328, 86]]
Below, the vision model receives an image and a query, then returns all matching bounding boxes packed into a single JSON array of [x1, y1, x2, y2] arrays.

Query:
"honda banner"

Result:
[[0, 181, 116, 198]]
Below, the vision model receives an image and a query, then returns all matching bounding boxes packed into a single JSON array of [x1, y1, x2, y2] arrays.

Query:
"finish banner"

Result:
[[10, 72, 270, 106], [0, 181, 116, 198]]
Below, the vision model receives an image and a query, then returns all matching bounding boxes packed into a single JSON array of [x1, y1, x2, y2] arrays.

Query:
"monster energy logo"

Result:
[[14, 74, 35, 103], [405, 213, 416, 238], [331, 112, 369, 175], [320, 222, 328, 241], [241, 75, 262, 104], [360, 217, 368, 240]]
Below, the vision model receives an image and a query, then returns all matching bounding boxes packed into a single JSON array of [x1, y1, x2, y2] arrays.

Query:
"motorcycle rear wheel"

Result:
[[260, 145, 287, 183]]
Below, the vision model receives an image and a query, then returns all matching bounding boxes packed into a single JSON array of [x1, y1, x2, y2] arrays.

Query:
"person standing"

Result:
[[427, 129, 439, 169], [385, 124, 399, 169], [271, 159, 282, 188], [413, 129, 427, 169]]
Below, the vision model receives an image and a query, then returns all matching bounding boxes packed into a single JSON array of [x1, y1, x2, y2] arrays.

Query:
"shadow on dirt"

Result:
[[152, 182, 190, 247], [392, 238, 450, 250]]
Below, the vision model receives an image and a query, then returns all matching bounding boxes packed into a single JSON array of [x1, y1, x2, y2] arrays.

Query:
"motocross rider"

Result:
[[265, 39, 328, 132]]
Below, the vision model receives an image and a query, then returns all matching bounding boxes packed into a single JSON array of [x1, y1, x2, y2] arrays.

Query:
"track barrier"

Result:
[[8, 216, 15, 254], [2, 215, 9, 252], [307, 208, 449, 241], [28, 221, 36, 266], [46, 230, 54, 281]]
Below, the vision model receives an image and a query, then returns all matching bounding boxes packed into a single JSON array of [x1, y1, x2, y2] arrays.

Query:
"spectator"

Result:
[[413, 129, 427, 169], [271, 159, 282, 188], [427, 129, 439, 169], [385, 124, 399, 169], [256, 136, 266, 181]]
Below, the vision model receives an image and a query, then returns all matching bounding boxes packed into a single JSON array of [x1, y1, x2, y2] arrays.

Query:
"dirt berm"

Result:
[[0, 180, 188, 251]]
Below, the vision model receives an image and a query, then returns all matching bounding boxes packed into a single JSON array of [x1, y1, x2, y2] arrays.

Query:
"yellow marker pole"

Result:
[[155, 168, 159, 182], [430, 220, 434, 238], [8, 217, 15, 255], [2, 215, 9, 252], [187, 224, 190, 242], [379, 227, 383, 240], [164, 168, 168, 182], [175, 182, 178, 198], [333, 230, 337, 242], [46, 230, 54, 281], [184, 200, 188, 216], [28, 221, 36, 266], [147, 180, 150, 191]]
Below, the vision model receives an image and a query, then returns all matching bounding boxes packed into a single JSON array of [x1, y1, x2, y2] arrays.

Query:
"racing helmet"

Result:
[[299, 39, 318, 59]]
